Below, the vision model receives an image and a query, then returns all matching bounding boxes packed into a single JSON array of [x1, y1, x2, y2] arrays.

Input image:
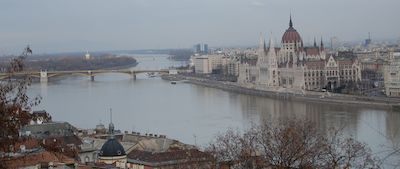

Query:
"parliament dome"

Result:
[[282, 16, 303, 44]]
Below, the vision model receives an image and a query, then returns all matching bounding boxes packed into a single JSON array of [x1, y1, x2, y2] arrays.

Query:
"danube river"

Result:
[[29, 54, 400, 166]]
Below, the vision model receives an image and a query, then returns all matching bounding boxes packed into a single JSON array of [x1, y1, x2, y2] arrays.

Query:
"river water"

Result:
[[28, 54, 400, 166]]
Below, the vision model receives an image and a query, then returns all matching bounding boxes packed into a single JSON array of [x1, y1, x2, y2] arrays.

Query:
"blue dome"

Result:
[[99, 138, 126, 157]]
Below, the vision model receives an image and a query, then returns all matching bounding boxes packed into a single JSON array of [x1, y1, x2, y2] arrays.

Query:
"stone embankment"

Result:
[[162, 74, 400, 110]]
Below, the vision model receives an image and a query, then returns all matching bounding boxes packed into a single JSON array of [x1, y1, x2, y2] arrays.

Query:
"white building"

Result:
[[85, 51, 91, 60], [193, 56, 212, 74], [227, 59, 240, 76], [384, 52, 400, 97], [193, 54, 229, 74]]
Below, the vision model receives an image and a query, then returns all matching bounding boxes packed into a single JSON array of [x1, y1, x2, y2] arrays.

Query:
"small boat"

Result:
[[171, 81, 177, 85], [147, 72, 156, 78]]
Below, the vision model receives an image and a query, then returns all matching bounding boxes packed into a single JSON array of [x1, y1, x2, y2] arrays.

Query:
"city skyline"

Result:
[[0, 0, 399, 54]]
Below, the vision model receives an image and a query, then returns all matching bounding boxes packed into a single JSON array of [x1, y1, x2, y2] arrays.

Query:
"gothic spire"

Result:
[[258, 32, 266, 53], [313, 37, 317, 47], [269, 36, 275, 50], [267, 35, 277, 60], [289, 14, 293, 28], [320, 37, 324, 50]]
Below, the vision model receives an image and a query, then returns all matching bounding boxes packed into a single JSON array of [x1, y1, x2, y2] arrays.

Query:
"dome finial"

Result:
[[289, 13, 293, 28], [109, 108, 115, 137]]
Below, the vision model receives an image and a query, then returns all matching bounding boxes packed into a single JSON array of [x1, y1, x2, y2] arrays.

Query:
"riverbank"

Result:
[[0, 55, 137, 72], [162, 74, 400, 110]]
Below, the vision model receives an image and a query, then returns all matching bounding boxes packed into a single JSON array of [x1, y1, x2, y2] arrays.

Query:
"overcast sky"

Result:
[[0, 0, 399, 54]]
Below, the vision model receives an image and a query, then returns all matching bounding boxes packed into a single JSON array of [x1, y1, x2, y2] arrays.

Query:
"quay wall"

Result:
[[161, 74, 400, 110]]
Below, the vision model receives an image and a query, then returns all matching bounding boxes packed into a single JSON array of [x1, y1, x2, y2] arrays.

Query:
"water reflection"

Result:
[[386, 111, 400, 145], [235, 93, 400, 165]]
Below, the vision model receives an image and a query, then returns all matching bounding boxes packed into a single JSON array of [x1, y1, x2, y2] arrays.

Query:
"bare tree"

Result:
[[206, 129, 260, 169], [256, 119, 326, 169], [0, 47, 45, 153], [321, 128, 380, 169], [206, 119, 380, 169]]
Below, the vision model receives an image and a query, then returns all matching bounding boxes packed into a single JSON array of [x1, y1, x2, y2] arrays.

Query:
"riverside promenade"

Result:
[[162, 74, 400, 110]]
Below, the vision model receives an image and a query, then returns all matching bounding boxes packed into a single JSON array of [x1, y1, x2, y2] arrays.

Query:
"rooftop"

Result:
[[127, 149, 213, 167]]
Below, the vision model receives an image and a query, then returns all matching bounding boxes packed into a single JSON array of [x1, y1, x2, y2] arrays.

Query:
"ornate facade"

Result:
[[238, 17, 361, 92]]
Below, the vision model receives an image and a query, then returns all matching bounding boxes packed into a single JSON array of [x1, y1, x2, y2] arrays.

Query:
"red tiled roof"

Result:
[[305, 60, 325, 66], [305, 61, 325, 69], [13, 138, 40, 150], [282, 27, 302, 43], [43, 135, 82, 147], [1, 151, 75, 168], [338, 60, 353, 65], [127, 149, 213, 165], [305, 47, 320, 56]]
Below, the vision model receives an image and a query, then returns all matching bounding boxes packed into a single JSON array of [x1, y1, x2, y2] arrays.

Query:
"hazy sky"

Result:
[[0, 0, 399, 54]]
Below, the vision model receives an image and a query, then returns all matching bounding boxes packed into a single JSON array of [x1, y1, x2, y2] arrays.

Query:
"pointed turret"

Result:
[[266, 35, 278, 87], [258, 32, 266, 56], [267, 36, 277, 63], [313, 37, 317, 47], [268, 36, 275, 52], [108, 108, 115, 138], [320, 37, 324, 51], [289, 14, 293, 28]]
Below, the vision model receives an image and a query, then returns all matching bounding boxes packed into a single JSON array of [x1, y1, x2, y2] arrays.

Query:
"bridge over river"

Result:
[[0, 68, 174, 82]]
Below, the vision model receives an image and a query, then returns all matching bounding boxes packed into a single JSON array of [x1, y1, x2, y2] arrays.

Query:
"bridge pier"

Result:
[[88, 71, 95, 81], [130, 70, 136, 80], [40, 70, 48, 83]]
